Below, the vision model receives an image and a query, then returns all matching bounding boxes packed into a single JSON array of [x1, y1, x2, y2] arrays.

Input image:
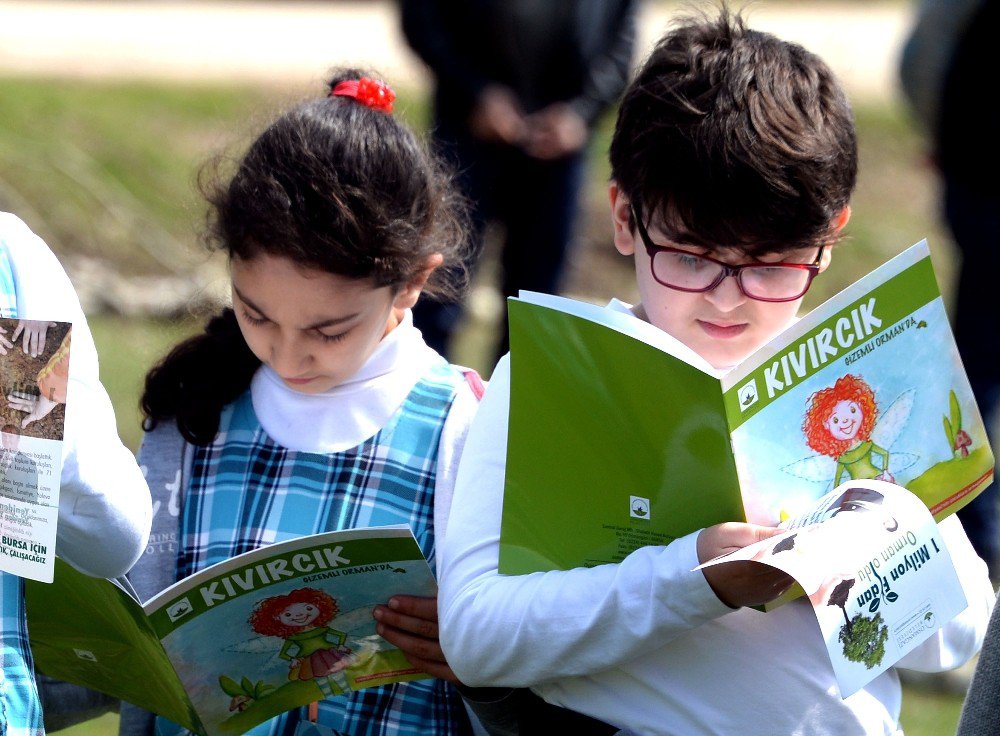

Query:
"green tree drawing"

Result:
[[839, 612, 889, 669]]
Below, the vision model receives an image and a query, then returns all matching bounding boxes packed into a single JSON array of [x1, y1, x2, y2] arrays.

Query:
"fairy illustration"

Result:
[[781, 374, 918, 507], [802, 375, 893, 485], [249, 587, 355, 696]]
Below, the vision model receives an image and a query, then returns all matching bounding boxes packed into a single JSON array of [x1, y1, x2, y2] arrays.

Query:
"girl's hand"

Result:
[[697, 522, 795, 609], [0, 325, 12, 355], [373, 595, 460, 683]]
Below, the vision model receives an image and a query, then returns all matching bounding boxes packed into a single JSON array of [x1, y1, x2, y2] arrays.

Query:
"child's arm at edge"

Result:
[[2, 213, 152, 578]]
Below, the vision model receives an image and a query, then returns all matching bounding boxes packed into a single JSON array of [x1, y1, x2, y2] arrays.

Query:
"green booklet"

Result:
[[499, 241, 994, 575], [25, 526, 437, 736]]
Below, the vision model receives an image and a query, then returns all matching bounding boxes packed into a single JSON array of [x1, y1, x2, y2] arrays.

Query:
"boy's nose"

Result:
[[704, 273, 748, 311]]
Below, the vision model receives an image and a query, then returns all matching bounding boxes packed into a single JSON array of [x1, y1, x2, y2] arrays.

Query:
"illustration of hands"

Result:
[[6, 392, 58, 429], [12, 320, 56, 358]]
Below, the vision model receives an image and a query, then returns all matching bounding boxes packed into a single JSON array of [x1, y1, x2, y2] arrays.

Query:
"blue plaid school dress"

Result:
[[160, 360, 473, 736], [0, 241, 44, 736]]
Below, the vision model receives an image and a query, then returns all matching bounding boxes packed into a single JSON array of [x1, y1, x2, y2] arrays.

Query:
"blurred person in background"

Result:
[[401, 0, 638, 363], [900, 0, 1000, 578]]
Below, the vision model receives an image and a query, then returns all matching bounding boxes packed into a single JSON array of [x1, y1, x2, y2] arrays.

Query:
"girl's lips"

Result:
[[283, 376, 316, 386], [697, 320, 748, 339]]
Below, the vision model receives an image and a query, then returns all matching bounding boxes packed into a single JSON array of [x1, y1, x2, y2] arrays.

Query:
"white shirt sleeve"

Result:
[[895, 513, 995, 672], [2, 213, 152, 578], [437, 354, 733, 687]]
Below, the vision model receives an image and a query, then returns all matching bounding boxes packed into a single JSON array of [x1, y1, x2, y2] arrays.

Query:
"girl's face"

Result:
[[278, 601, 321, 628], [824, 400, 863, 442], [231, 253, 429, 394]]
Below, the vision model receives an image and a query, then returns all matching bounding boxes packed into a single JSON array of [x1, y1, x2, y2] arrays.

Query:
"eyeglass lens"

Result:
[[651, 251, 812, 299]]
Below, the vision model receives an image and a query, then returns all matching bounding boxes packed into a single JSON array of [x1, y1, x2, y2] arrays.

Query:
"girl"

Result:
[[120, 71, 479, 736]]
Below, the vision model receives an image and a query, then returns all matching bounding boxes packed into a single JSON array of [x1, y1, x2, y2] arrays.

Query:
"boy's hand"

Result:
[[697, 523, 795, 609], [373, 595, 460, 683]]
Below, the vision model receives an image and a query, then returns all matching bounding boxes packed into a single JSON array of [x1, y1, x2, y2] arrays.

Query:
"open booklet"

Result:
[[24, 526, 437, 736], [0, 317, 72, 582], [698, 478, 967, 697], [499, 241, 994, 574]]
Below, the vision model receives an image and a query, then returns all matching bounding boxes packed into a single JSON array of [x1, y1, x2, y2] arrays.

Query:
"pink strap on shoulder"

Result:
[[460, 368, 485, 400]]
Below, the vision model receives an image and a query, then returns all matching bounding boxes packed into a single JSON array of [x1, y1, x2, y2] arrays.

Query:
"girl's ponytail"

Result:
[[141, 309, 260, 445]]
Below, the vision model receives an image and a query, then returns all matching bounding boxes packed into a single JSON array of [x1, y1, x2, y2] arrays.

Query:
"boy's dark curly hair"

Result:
[[610, 8, 857, 256], [142, 69, 470, 444]]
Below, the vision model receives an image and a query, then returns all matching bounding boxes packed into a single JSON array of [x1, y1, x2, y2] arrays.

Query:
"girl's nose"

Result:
[[270, 336, 309, 376]]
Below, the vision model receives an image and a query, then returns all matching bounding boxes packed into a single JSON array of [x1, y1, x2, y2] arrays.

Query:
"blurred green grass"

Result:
[[0, 76, 973, 735]]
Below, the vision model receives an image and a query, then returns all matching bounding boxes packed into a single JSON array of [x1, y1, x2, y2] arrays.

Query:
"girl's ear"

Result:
[[609, 182, 637, 257], [393, 253, 444, 310]]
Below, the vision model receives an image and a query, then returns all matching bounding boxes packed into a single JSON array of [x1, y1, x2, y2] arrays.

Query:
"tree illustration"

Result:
[[826, 578, 856, 630], [838, 612, 889, 669]]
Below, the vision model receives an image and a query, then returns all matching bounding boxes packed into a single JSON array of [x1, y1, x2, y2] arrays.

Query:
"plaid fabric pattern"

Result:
[[164, 360, 472, 736], [0, 242, 44, 736]]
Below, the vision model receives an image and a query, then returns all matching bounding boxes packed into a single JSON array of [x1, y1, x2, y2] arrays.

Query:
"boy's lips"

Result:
[[696, 320, 748, 339]]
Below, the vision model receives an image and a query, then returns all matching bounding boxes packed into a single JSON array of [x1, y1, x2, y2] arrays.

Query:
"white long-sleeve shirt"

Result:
[[2, 212, 151, 577], [439, 312, 995, 735]]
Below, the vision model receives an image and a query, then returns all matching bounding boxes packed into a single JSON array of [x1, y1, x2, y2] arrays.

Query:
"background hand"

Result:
[[373, 595, 460, 682], [12, 320, 57, 357], [523, 103, 588, 160], [697, 522, 796, 609], [469, 85, 527, 146]]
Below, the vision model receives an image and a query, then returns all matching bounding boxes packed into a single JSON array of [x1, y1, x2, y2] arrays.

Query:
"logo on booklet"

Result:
[[166, 597, 193, 622], [738, 379, 759, 411], [630, 496, 650, 520]]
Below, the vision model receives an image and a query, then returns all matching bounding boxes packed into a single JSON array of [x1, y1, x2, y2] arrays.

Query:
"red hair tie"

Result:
[[330, 77, 395, 113]]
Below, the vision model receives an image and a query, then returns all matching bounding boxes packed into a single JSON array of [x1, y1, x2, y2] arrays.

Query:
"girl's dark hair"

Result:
[[609, 9, 857, 256], [142, 70, 470, 444]]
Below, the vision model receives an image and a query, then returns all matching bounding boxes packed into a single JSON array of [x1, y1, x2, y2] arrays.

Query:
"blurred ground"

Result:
[[0, 1, 909, 103]]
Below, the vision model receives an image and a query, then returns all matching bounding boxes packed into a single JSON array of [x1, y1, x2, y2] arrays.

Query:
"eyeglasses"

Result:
[[630, 203, 824, 303]]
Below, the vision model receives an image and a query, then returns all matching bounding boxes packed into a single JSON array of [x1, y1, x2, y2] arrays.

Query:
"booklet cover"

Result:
[[698, 479, 967, 697], [25, 526, 437, 736], [0, 318, 71, 582], [499, 241, 994, 574]]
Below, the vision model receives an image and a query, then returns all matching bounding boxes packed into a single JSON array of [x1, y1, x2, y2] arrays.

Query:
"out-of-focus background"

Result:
[[0, 1, 983, 733]]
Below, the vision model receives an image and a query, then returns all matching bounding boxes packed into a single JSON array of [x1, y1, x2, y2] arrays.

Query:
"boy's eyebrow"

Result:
[[233, 286, 359, 329]]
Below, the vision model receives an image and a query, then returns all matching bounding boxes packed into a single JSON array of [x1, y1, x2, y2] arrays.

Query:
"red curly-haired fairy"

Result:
[[249, 587, 354, 696], [802, 374, 893, 486]]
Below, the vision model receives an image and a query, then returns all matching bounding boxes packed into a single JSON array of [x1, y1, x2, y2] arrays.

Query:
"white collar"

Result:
[[250, 311, 439, 453]]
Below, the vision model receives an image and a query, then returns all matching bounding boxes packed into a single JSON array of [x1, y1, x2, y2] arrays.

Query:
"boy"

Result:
[[437, 10, 994, 735]]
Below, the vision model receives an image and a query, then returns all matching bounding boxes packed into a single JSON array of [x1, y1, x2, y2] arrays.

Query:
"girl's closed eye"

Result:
[[316, 329, 350, 343], [241, 308, 269, 326]]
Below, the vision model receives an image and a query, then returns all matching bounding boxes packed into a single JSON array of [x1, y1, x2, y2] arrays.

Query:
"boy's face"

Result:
[[609, 184, 841, 370]]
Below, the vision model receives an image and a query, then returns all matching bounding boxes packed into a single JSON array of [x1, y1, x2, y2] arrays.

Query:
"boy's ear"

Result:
[[819, 206, 851, 272], [393, 253, 444, 310], [832, 206, 851, 234], [609, 182, 637, 256]]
